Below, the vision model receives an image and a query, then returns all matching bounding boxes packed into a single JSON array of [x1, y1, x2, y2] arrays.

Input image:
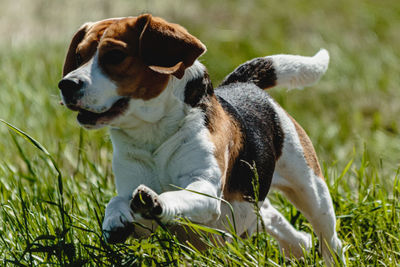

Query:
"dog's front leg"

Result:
[[131, 181, 221, 225], [102, 195, 135, 243]]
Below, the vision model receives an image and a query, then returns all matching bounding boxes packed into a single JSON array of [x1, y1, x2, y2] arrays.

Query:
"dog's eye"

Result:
[[76, 53, 83, 66], [102, 50, 128, 65]]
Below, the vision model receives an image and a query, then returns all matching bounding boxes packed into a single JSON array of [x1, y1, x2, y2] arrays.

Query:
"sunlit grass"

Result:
[[0, 122, 398, 265]]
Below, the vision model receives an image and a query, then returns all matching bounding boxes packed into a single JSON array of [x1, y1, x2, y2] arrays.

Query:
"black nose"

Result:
[[58, 78, 83, 102]]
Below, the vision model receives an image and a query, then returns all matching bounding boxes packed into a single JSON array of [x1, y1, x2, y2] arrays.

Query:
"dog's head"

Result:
[[58, 14, 206, 129]]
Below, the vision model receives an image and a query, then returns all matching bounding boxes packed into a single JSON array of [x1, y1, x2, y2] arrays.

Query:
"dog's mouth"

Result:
[[76, 97, 130, 126]]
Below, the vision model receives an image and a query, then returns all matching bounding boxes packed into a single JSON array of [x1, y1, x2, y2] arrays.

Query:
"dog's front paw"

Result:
[[102, 206, 135, 244], [130, 185, 163, 219]]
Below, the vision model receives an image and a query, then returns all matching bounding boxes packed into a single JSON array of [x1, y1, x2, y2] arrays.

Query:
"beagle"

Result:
[[58, 14, 344, 265]]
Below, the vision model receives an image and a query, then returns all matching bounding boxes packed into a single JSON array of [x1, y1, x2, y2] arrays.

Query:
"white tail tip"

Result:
[[270, 49, 330, 90]]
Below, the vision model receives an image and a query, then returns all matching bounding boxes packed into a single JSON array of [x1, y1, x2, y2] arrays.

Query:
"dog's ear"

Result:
[[62, 23, 92, 77], [137, 14, 206, 79]]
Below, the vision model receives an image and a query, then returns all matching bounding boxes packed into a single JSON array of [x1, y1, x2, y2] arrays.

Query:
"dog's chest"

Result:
[[112, 146, 173, 195], [110, 113, 222, 198]]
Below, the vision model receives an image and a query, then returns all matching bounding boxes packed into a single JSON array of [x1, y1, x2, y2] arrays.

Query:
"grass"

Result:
[[0, 0, 399, 266]]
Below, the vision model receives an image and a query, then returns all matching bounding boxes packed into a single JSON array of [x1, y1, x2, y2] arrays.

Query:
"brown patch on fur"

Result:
[[62, 19, 119, 77], [95, 16, 171, 100], [62, 14, 206, 100], [96, 14, 205, 99], [203, 96, 244, 202], [138, 14, 206, 78], [288, 115, 324, 178], [98, 45, 171, 99]]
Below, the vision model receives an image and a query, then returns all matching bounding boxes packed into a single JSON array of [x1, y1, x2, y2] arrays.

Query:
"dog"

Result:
[[58, 14, 344, 265]]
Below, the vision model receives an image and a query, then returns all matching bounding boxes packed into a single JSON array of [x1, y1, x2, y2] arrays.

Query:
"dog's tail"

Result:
[[219, 49, 329, 90]]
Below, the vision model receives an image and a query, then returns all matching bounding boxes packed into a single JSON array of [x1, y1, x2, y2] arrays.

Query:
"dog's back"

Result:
[[213, 49, 329, 201]]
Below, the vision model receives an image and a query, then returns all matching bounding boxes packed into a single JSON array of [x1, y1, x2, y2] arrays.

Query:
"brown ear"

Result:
[[138, 14, 206, 79], [62, 23, 91, 77]]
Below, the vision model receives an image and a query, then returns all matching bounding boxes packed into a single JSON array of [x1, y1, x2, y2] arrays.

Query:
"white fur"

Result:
[[102, 62, 222, 237], [102, 195, 134, 240], [108, 61, 206, 144], [62, 53, 123, 114], [266, 99, 344, 265], [269, 49, 330, 89]]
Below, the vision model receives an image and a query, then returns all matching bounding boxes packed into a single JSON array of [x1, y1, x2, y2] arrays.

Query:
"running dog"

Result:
[[58, 14, 344, 265]]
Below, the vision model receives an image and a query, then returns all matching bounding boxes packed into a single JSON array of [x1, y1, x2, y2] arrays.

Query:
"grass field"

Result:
[[0, 0, 399, 266]]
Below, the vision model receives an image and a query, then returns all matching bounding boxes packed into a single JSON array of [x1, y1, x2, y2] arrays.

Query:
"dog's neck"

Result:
[[109, 61, 214, 152]]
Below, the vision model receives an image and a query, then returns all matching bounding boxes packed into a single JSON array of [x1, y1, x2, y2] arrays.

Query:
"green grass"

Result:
[[0, 0, 399, 266]]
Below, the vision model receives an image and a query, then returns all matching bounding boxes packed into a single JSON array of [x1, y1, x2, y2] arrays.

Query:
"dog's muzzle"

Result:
[[58, 78, 83, 108]]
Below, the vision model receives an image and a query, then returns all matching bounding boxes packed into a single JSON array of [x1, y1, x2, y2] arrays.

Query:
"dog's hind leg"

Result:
[[271, 172, 344, 266], [248, 197, 312, 258], [270, 103, 345, 266]]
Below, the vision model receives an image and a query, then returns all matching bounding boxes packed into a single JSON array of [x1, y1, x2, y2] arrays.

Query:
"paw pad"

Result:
[[130, 186, 162, 219]]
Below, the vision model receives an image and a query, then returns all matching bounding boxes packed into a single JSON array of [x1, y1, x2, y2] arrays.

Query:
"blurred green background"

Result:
[[0, 0, 399, 265]]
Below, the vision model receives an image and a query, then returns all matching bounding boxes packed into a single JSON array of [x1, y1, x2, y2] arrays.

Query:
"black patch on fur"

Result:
[[220, 57, 277, 89], [184, 71, 214, 107], [215, 82, 284, 201], [184, 66, 283, 201]]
